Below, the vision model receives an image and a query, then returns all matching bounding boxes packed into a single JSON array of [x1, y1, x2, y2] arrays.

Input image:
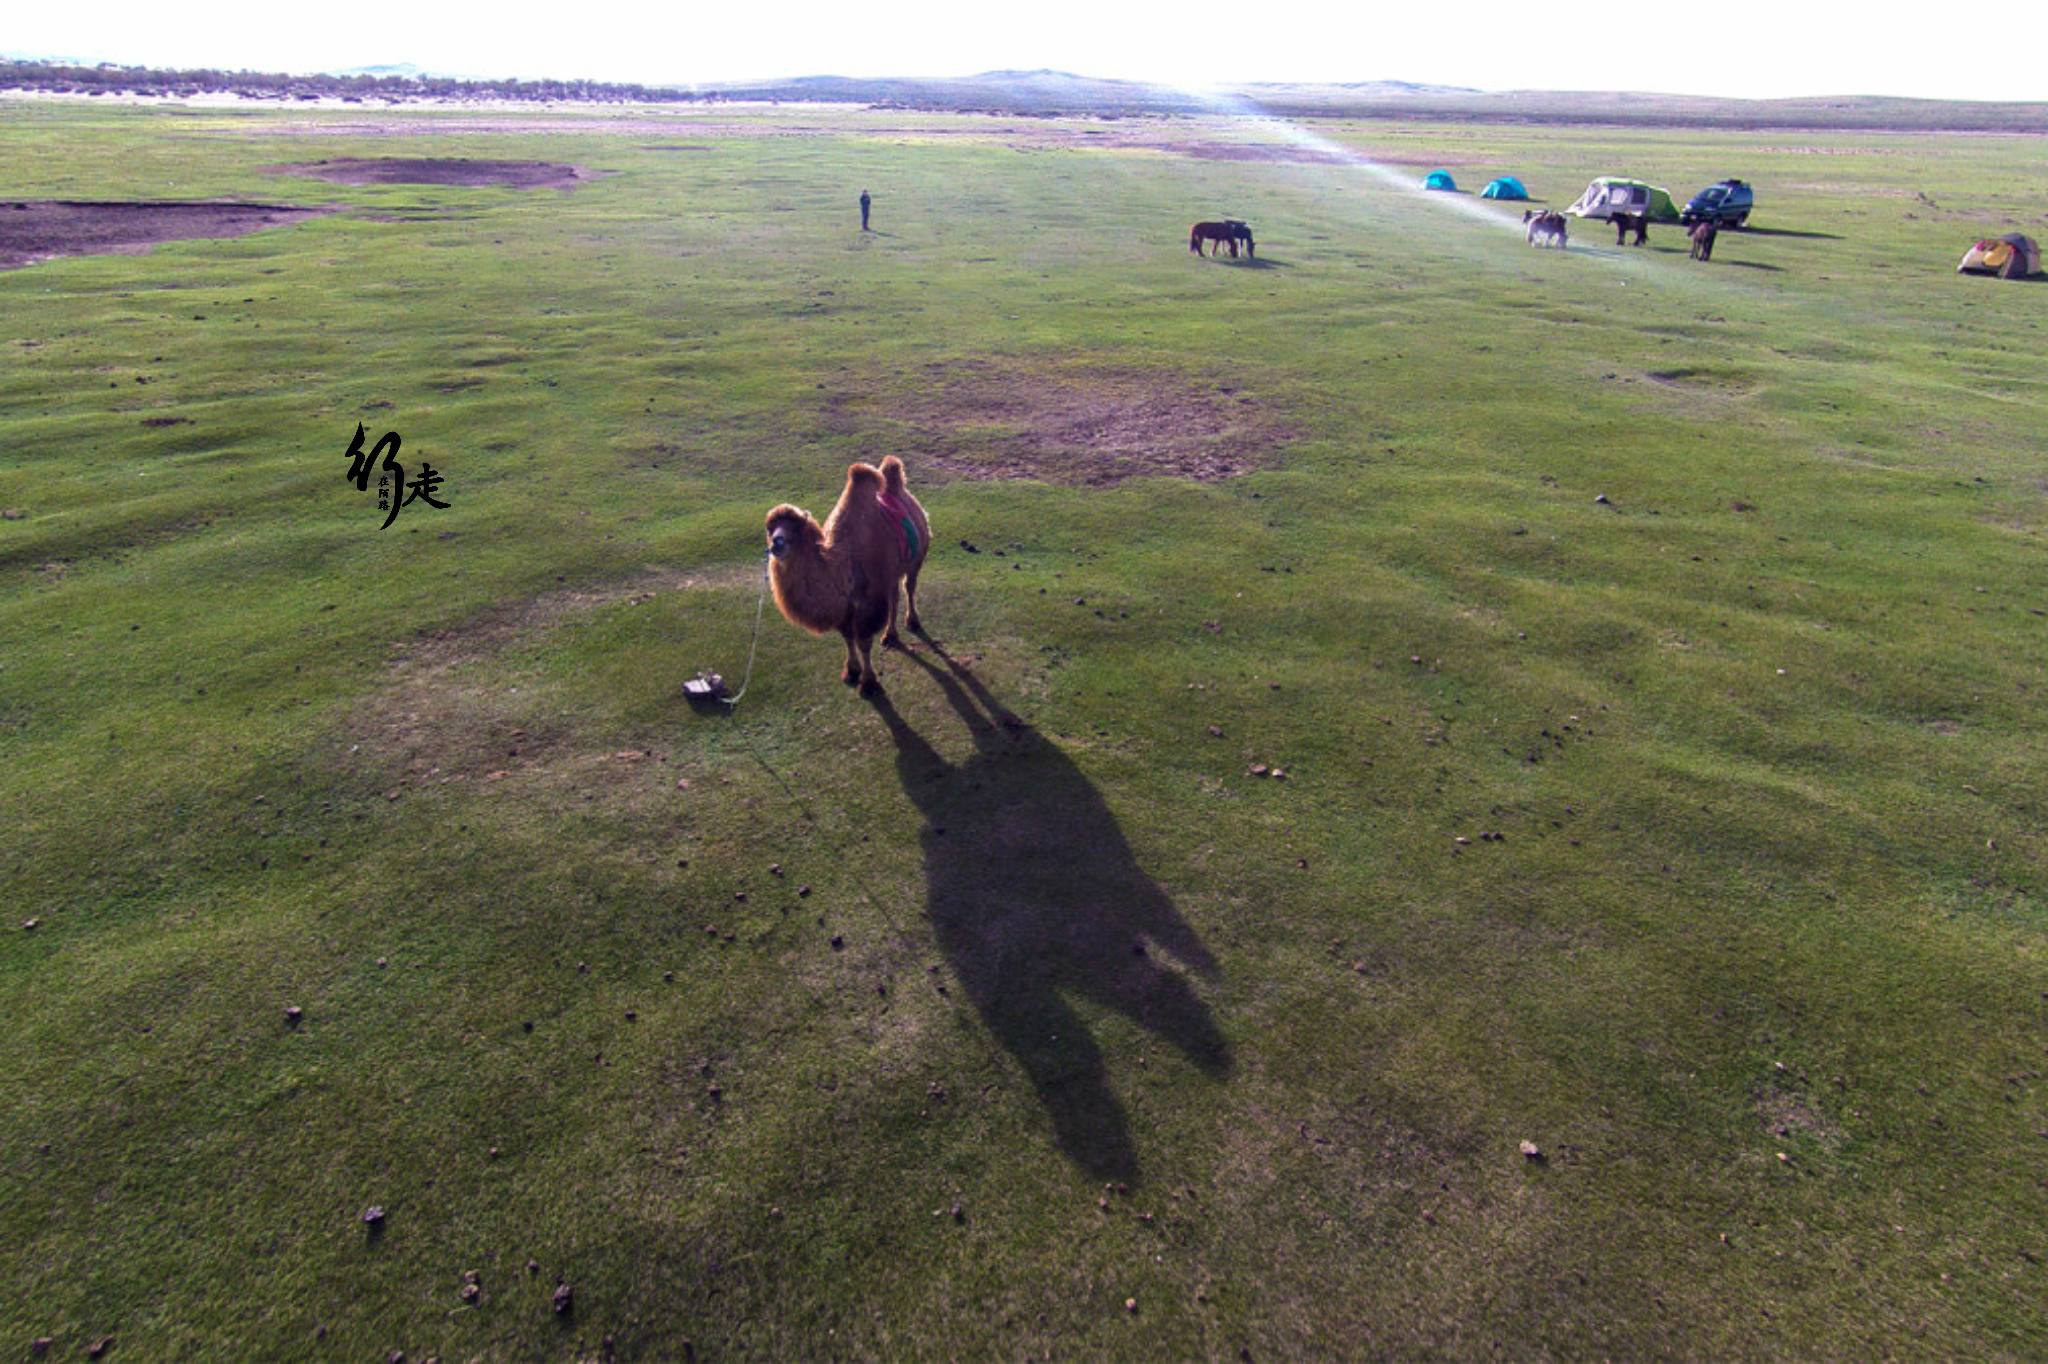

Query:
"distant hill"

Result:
[[4, 59, 2045, 131], [1240, 84, 2048, 132], [714, 70, 1485, 116], [339, 63, 433, 79], [715, 69, 1214, 115]]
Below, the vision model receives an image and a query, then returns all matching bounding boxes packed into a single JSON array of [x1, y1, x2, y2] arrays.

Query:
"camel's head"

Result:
[[764, 504, 819, 561]]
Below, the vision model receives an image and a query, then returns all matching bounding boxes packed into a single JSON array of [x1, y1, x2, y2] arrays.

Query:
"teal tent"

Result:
[[1481, 177, 1530, 201], [1423, 170, 1457, 192]]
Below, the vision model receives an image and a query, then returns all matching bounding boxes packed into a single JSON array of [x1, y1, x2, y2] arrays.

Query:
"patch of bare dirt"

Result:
[[0, 200, 331, 271], [1754, 1086, 1836, 1146], [1644, 367, 1757, 395], [240, 118, 826, 139], [1143, 139, 1352, 165], [268, 157, 592, 190], [1343, 148, 1488, 168], [343, 570, 698, 789], [826, 359, 1290, 486], [1747, 145, 1918, 156]]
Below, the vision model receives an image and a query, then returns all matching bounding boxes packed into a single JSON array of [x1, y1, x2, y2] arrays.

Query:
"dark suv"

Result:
[[1682, 180, 1754, 228]]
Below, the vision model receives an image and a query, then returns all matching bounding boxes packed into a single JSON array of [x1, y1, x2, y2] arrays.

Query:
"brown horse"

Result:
[[1688, 222, 1718, 261], [1190, 221, 1238, 258], [1523, 209, 1567, 249]]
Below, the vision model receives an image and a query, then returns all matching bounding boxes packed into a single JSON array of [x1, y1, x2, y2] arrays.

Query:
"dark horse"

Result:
[[1190, 220, 1242, 258], [1613, 212, 1649, 247], [1226, 220, 1255, 258]]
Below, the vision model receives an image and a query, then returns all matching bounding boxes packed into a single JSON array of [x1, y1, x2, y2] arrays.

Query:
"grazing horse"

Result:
[[1522, 209, 1567, 249], [1226, 220, 1255, 258], [1688, 222, 1718, 261], [1190, 221, 1239, 258], [1613, 213, 1648, 247]]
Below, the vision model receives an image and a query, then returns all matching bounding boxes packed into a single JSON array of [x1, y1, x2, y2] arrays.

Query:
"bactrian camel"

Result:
[[763, 455, 932, 695]]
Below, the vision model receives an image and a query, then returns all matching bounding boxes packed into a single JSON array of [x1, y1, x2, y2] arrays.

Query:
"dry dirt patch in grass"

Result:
[[268, 157, 592, 190], [828, 359, 1292, 486], [1644, 367, 1759, 397], [1755, 1085, 1837, 1147], [1142, 138, 1352, 165], [1339, 147, 1490, 169], [0, 200, 330, 270], [342, 570, 700, 795], [243, 117, 821, 139]]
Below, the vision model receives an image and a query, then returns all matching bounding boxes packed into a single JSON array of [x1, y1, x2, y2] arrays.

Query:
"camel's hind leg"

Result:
[[903, 558, 925, 635], [885, 561, 925, 645], [880, 578, 907, 649]]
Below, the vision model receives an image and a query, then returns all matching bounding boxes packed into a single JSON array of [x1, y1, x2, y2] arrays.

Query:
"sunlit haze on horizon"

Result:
[[7, 0, 2040, 103]]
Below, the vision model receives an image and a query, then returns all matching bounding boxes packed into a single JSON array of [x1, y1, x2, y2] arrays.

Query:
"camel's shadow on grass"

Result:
[[868, 645, 1229, 1181]]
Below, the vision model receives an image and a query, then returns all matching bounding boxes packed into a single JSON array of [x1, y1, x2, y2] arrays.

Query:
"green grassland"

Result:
[[2, 99, 2045, 1359]]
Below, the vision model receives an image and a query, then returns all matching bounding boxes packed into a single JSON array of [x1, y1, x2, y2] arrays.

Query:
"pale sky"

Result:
[[10, 0, 2042, 102]]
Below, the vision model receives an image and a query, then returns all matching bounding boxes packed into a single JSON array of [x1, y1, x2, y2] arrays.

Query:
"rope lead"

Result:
[[718, 553, 773, 707]]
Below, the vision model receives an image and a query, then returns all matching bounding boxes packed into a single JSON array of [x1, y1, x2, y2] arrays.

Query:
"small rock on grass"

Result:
[[1519, 1140, 1543, 1161], [552, 1283, 574, 1315]]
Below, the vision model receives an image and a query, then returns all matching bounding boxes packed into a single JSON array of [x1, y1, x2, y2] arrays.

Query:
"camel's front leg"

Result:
[[853, 631, 881, 695], [840, 629, 863, 687]]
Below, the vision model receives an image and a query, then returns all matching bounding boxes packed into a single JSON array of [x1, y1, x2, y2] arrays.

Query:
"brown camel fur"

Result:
[[764, 455, 932, 695]]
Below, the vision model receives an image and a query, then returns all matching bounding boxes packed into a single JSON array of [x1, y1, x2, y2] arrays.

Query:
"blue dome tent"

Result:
[[1422, 170, 1458, 192], [1481, 177, 1530, 201]]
